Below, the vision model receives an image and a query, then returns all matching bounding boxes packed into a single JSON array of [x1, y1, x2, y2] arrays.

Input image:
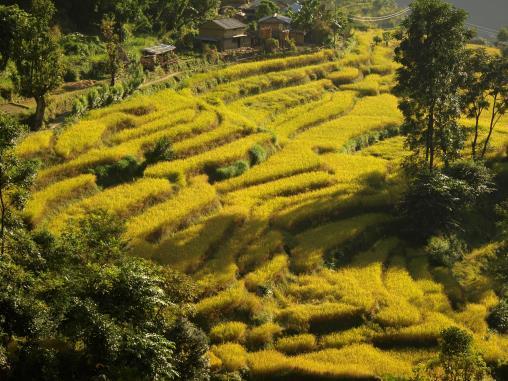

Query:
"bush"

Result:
[[249, 144, 267, 165], [426, 235, 465, 267], [90, 156, 144, 188], [143, 137, 174, 166], [63, 66, 80, 82], [400, 165, 494, 240], [264, 38, 279, 53], [487, 300, 508, 333], [214, 160, 250, 181]]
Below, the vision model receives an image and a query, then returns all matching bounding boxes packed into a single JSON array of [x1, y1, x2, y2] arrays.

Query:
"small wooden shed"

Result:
[[197, 18, 250, 51], [140, 44, 177, 71]]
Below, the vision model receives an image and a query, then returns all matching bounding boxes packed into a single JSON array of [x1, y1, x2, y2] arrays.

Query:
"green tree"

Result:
[[462, 49, 491, 159], [101, 16, 123, 86], [1, 210, 210, 380], [150, 0, 220, 37], [0, 6, 26, 71], [415, 327, 489, 381], [394, 0, 470, 170], [256, 0, 279, 20], [382, 31, 391, 46], [11, 0, 64, 131], [400, 160, 493, 239], [290, 0, 349, 46], [497, 26, 508, 43], [0, 113, 37, 257], [479, 56, 508, 159]]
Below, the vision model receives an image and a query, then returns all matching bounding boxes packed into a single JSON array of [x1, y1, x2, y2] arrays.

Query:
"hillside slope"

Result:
[[18, 31, 508, 379]]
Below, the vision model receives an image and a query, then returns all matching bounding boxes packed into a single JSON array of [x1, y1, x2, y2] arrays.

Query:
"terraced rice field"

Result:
[[19, 30, 508, 379]]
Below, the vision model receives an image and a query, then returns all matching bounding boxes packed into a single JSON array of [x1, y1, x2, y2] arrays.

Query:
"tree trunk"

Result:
[[0, 185, 5, 257], [34, 95, 46, 131], [472, 113, 480, 159], [111, 68, 116, 86], [428, 107, 435, 171], [481, 94, 498, 159]]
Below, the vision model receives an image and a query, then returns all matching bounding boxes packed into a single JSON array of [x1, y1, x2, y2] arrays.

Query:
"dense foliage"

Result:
[[0, 209, 209, 380]]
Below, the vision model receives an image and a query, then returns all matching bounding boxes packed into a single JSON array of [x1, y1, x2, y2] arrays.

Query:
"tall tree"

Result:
[[480, 56, 508, 159], [394, 0, 470, 170], [0, 113, 36, 257], [0, 6, 25, 71], [462, 49, 491, 159], [1, 210, 210, 380], [413, 327, 488, 380], [256, 0, 279, 20], [11, 0, 64, 131], [150, 0, 220, 37], [101, 16, 123, 86]]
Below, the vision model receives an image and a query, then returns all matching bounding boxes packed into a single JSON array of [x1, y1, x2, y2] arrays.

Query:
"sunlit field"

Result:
[[18, 30, 508, 380]]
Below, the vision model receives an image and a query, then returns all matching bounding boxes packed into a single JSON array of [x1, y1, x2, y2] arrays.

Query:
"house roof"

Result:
[[258, 14, 292, 24], [142, 44, 176, 55], [208, 18, 247, 30]]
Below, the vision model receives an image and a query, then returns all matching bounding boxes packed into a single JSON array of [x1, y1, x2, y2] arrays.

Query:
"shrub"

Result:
[[210, 322, 247, 344], [249, 144, 267, 165], [275, 334, 317, 355], [144, 137, 174, 166], [400, 167, 493, 240], [426, 235, 466, 267], [214, 160, 250, 181], [90, 156, 144, 188], [264, 38, 279, 53], [487, 300, 508, 333]]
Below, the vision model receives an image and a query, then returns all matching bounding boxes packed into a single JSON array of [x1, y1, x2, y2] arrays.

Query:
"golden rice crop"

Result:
[[144, 132, 273, 181], [327, 67, 361, 85], [244, 254, 288, 291], [275, 334, 317, 355], [276, 302, 364, 332], [172, 117, 254, 157], [195, 282, 263, 328], [216, 145, 323, 193], [246, 322, 283, 349], [187, 50, 335, 91], [47, 177, 173, 233], [211, 343, 248, 372], [237, 230, 285, 273], [292, 213, 390, 272], [55, 119, 110, 158], [125, 178, 217, 241], [25, 174, 98, 225], [341, 74, 385, 96], [147, 213, 237, 272], [15, 129, 54, 157], [320, 326, 377, 349], [207, 60, 343, 102], [229, 79, 334, 125], [272, 91, 357, 143], [110, 107, 197, 144], [225, 171, 334, 208], [210, 321, 248, 344], [247, 344, 411, 379]]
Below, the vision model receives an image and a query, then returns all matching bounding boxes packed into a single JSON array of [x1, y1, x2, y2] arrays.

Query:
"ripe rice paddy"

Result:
[[19, 30, 508, 379]]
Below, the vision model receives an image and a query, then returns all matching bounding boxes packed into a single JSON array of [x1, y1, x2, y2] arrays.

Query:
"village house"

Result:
[[258, 14, 306, 46], [197, 18, 251, 51], [140, 44, 177, 71], [258, 14, 291, 40]]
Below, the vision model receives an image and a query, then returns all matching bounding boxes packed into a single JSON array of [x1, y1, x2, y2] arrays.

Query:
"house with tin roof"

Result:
[[197, 18, 251, 51]]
